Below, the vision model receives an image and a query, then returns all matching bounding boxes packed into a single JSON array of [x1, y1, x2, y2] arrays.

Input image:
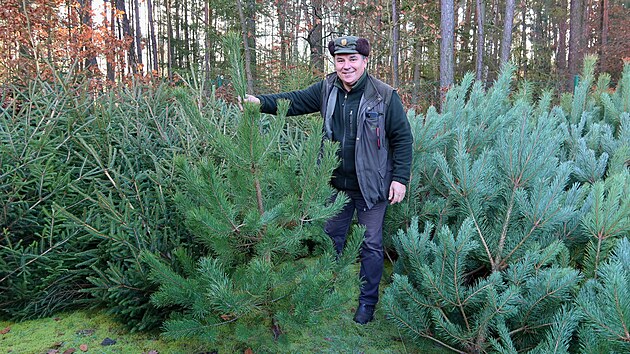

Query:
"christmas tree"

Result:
[[141, 35, 362, 346], [384, 58, 629, 353]]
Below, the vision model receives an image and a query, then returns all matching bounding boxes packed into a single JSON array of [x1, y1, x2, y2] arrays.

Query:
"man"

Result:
[[242, 35, 413, 324]]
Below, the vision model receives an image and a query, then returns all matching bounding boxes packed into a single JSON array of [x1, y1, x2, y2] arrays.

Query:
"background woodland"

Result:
[[1, 0, 630, 107]]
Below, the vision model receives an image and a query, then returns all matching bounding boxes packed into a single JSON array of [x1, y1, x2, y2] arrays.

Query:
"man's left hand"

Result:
[[388, 181, 407, 205]]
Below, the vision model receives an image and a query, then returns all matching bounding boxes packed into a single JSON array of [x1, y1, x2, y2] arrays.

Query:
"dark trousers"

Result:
[[324, 189, 388, 305]]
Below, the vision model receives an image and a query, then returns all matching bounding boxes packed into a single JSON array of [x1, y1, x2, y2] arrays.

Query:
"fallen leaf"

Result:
[[244, 348, 253, 354], [145, 351, 158, 354], [0, 326, 10, 334], [63, 348, 77, 354], [47, 350, 59, 354], [54, 317, 61, 321], [79, 344, 88, 352]]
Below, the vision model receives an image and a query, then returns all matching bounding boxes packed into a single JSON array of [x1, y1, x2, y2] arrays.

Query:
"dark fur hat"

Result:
[[327, 36, 370, 57]]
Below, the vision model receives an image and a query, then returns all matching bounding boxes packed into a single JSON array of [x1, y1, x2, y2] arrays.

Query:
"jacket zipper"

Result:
[[342, 92, 349, 189]]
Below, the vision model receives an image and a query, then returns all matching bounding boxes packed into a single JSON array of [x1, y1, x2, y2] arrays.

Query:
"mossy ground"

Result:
[[0, 263, 451, 354], [0, 308, 450, 354]]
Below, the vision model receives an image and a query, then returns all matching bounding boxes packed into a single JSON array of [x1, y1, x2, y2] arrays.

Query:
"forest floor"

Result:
[[0, 307, 451, 354], [0, 263, 452, 354]]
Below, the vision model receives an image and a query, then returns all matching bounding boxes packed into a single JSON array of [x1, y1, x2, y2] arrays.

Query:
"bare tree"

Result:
[[499, 0, 516, 67]]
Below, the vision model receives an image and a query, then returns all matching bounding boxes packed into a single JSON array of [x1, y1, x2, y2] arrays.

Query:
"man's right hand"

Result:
[[242, 94, 260, 104], [237, 94, 260, 111]]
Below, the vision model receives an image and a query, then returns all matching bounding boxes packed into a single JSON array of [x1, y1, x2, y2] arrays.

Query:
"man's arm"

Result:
[[386, 91, 413, 185], [245, 81, 324, 116]]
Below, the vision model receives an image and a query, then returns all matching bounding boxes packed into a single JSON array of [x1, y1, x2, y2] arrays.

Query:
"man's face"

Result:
[[334, 53, 368, 90]]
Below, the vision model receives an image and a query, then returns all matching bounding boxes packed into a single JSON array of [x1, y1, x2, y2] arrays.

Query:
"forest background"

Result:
[[1, 0, 630, 353], [1, 0, 630, 105]]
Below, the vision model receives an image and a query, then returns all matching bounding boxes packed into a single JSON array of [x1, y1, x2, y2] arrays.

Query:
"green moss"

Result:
[[0, 310, 207, 354]]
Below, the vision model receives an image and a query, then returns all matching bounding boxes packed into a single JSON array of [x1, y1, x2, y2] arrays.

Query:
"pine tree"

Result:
[[384, 59, 629, 353], [141, 51, 362, 344], [577, 237, 630, 353]]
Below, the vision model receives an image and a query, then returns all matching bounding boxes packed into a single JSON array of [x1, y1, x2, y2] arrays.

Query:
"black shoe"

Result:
[[353, 303, 375, 324]]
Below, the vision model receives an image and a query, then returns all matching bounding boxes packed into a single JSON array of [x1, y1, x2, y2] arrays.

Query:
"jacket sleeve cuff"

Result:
[[392, 176, 409, 185]]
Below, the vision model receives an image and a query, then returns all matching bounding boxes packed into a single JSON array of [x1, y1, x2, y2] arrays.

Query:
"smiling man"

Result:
[[242, 35, 413, 324]]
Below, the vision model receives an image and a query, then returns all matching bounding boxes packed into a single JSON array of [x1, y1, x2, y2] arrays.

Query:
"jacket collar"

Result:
[[334, 71, 368, 93]]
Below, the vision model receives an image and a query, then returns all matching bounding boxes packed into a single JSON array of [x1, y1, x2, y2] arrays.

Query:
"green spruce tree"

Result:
[[384, 59, 629, 353]]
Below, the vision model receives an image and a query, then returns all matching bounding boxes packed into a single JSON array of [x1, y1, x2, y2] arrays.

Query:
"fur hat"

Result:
[[327, 36, 370, 57]]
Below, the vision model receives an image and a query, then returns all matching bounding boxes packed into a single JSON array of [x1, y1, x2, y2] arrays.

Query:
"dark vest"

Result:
[[320, 73, 395, 209]]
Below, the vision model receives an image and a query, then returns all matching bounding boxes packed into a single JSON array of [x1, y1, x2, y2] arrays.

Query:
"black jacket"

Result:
[[256, 72, 413, 209]]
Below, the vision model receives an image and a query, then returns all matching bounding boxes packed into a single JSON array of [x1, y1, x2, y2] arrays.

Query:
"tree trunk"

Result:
[[147, 0, 158, 74], [204, 0, 213, 83], [440, 0, 455, 106], [166, 0, 174, 80], [568, 0, 583, 89], [115, 0, 137, 74], [599, 0, 609, 72], [78, 0, 97, 71], [392, 0, 400, 87], [236, 0, 254, 93], [306, 0, 324, 74], [520, 0, 527, 79], [246, 0, 257, 86], [499, 0, 516, 67], [107, 0, 115, 82], [276, 0, 287, 69], [475, 0, 484, 81], [556, 0, 568, 90], [133, 0, 143, 72]]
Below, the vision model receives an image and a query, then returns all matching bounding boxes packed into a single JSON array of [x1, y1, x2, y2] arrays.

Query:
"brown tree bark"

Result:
[[237, 0, 254, 93], [77, 0, 97, 71], [133, 0, 143, 71], [568, 0, 583, 89], [556, 0, 568, 90], [499, 0, 516, 67], [475, 0, 484, 81], [204, 0, 213, 82], [306, 0, 324, 74], [392, 0, 400, 87], [115, 0, 138, 74], [147, 0, 158, 74], [599, 0, 609, 72], [440, 0, 455, 105], [106, 0, 115, 82]]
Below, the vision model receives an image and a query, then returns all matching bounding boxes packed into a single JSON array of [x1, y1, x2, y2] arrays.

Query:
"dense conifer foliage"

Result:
[[383, 57, 629, 353]]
